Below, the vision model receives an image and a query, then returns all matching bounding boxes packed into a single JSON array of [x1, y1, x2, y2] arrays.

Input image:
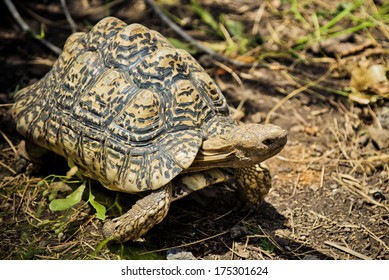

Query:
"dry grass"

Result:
[[1, 0, 388, 260]]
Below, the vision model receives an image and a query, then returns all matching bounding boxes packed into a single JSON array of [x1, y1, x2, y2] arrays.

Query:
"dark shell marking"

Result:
[[12, 17, 234, 193]]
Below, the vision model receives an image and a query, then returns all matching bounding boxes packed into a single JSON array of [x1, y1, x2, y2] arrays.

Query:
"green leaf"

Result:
[[190, 0, 220, 33], [49, 182, 86, 211], [88, 188, 106, 220], [224, 19, 244, 38], [168, 37, 197, 54]]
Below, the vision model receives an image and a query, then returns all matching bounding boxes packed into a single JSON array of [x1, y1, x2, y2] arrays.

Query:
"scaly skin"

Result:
[[102, 164, 271, 242], [12, 17, 287, 242], [235, 163, 272, 211], [103, 184, 172, 242]]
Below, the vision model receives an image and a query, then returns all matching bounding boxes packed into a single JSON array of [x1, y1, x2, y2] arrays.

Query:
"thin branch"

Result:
[[140, 231, 228, 255], [361, 224, 389, 252], [324, 241, 373, 260], [60, 0, 77, 33], [0, 160, 17, 175], [144, 0, 262, 68], [78, 0, 125, 17], [0, 129, 18, 156], [4, 0, 29, 32], [265, 64, 336, 124], [4, 0, 62, 55]]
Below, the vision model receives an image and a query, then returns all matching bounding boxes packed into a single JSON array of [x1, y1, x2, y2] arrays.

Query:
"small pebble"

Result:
[[303, 255, 320, 260], [167, 248, 196, 260], [309, 184, 319, 192], [229, 225, 248, 239], [57, 232, 65, 241]]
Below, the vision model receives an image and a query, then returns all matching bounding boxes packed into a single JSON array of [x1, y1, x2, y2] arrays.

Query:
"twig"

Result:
[[256, 224, 284, 252], [4, 0, 29, 31], [223, 239, 250, 259], [144, 0, 260, 68], [4, 0, 61, 55], [328, 125, 350, 161], [0, 160, 17, 175], [18, 2, 65, 27], [211, 59, 244, 88], [140, 231, 228, 254], [324, 241, 373, 260], [60, 0, 77, 33], [361, 224, 389, 252], [365, 154, 389, 162], [324, 241, 372, 260], [0, 129, 18, 156], [265, 64, 336, 124], [251, 2, 266, 36], [78, 0, 125, 17], [319, 164, 325, 189], [334, 175, 389, 211]]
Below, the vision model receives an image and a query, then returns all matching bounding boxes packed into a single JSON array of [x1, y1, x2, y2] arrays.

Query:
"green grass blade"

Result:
[[320, 0, 364, 33], [290, 0, 309, 25], [190, 0, 221, 35]]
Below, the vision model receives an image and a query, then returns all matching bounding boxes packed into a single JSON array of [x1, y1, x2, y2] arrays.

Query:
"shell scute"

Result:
[[12, 18, 232, 193]]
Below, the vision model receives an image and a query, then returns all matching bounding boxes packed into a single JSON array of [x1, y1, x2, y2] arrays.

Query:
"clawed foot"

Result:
[[102, 184, 172, 242]]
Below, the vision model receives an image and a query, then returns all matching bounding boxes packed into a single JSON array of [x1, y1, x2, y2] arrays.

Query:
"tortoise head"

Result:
[[192, 123, 287, 169]]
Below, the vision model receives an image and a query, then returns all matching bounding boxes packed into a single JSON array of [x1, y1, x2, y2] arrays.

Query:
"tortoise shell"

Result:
[[12, 17, 237, 193]]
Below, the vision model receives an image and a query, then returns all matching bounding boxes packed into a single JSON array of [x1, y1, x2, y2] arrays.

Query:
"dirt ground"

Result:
[[0, 0, 388, 260]]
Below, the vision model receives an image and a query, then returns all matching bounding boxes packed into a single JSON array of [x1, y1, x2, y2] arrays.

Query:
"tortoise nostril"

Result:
[[263, 138, 275, 146]]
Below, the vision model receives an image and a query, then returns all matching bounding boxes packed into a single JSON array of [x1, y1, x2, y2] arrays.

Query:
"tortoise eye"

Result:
[[263, 138, 275, 146]]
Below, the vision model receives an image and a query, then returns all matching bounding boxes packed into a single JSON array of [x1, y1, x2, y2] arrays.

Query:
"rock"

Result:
[[303, 254, 320, 260], [309, 184, 320, 192], [167, 248, 197, 260], [378, 107, 389, 129], [229, 225, 248, 239], [369, 127, 389, 150]]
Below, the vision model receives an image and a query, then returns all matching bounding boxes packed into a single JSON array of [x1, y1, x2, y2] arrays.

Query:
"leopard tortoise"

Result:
[[12, 17, 287, 242]]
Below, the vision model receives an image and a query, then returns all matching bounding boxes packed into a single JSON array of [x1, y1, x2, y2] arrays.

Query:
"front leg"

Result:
[[14, 140, 48, 174], [102, 184, 172, 242], [234, 163, 272, 211]]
